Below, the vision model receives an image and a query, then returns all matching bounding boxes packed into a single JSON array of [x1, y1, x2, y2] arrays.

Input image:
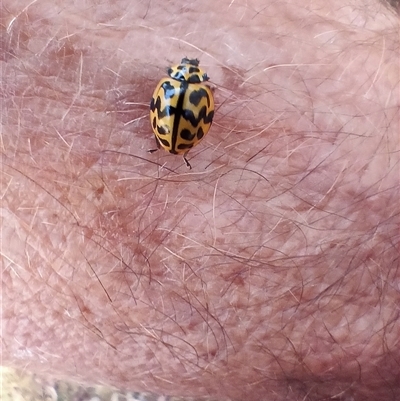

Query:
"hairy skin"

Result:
[[1, 0, 399, 400]]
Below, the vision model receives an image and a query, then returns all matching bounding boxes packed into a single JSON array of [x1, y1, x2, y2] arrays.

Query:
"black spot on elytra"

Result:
[[157, 125, 170, 135], [197, 127, 205, 140], [180, 129, 196, 141], [177, 142, 194, 151], [150, 95, 175, 119], [189, 88, 212, 107], [182, 106, 214, 128], [150, 81, 179, 119], [178, 127, 204, 150], [161, 81, 176, 99], [158, 137, 171, 148]]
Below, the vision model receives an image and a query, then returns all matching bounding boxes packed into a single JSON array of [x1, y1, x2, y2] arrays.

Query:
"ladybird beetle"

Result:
[[149, 58, 214, 168]]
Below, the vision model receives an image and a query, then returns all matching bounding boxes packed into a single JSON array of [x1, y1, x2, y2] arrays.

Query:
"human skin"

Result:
[[1, 0, 399, 400]]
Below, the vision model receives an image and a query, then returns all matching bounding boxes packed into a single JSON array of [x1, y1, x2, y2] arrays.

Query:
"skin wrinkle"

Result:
[[1, 0, 400, 400]]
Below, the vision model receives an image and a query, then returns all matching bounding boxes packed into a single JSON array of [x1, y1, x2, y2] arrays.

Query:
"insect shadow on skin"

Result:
[[149, 58, 215, 169]]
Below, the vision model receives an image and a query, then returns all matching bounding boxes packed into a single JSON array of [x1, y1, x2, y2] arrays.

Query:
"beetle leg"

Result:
[[148, 135, 161, 154], [183, 151, 192, 169]]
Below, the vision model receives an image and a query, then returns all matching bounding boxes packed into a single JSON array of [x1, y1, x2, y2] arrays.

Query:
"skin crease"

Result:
[[1, 0, 399, 399]]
